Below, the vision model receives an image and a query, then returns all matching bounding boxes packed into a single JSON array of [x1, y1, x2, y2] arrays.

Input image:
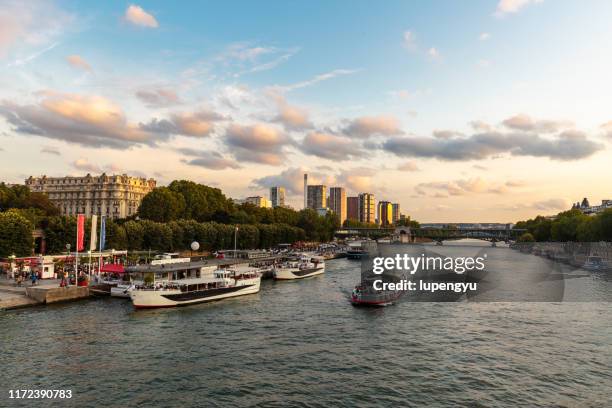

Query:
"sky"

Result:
[[0, 0, 611, 223]]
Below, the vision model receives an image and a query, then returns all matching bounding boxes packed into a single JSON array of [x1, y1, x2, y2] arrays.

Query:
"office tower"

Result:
[[307, 185, 327, 210], [358, 193, 376, 224], [378, 201, 393, 226], [328, 187, 347, 225], [347, 196, 359, 222], [270, 186, 286, 208], [303, 173, 308, 209], [391, 203, 401, 224]]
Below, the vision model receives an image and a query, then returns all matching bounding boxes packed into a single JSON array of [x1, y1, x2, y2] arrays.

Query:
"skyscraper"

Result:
[[303, 173, 308, 209], [391, 203, 401, 225], [347, 196, 359, 222], [270, 186, 286, 208], [378, 201, 393, 226], [328, 187, 347, 225], [307, 185, 327, 210], [358, 193, 376, 224]]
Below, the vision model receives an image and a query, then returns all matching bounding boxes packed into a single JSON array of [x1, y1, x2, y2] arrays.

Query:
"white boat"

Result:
[[582, 256, 609, 272], [129, 268, 261, 309], [110, 282, 136, 298], [273, 255, 325, 280]]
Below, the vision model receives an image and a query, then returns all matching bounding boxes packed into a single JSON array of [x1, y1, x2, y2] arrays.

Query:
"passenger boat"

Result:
[[130, 267, 261, 309], [350, 280, 403, 307], [273, 255, 325, 280], [582, 256, 609, 272]]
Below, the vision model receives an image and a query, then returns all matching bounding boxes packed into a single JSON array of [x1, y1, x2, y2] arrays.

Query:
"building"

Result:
[[236, 196, 272, 208], [378, 201, 393, 226], [572, 197, 612, 215], [25, 173, 156, 219], [358, 193, 376, 224], [269, 186, 286, 208], [347, 196, 359, 222], [328, 187, 347, 225], [391, 203, 401, 224], [316, 208, 331, 217], [307, 185, 327, 210], [303, 173, 308, 209]]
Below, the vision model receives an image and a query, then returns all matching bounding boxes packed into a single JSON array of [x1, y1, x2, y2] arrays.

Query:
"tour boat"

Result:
[[582, 256, 609, 272], [110, 282, 136, 298], [350, 282, 402, 307], [273, 255, 325, 280], [129, 268, 261, 308]]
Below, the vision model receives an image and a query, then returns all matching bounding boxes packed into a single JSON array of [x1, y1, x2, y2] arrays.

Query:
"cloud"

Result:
[[251, 167, 307, 195], [179, 149, 241, 170], [270, 94, 311, 130], [397, 161, 419, 171], [501, 198, 569, 212], [416, 177, 522, 197], [141, 109, 226, 137], [479, 32, 491, 41], [0, 0, 73, 57], [124, 5, 159, 28], [225, 123, 290, 165], [0, 92, 161, 148], [495, 0, 543, 16], [274, 69, 359, 92], [403, 31, 416, 50], [383, 129, 603, 161], [344, 115, 403, 138], [502, 113, 573, 133], [335, 168, 375, 193], [600, 121, 612, 139], [470, 120, 492, 132], [40, 146, 60, 155], [72, 158, 100, 173], [66, 55, 92, 71], [433, 130, 462, 139], [387, 89, 412, 100], [135, 89, 181, 108], [300, 132, 364, 160], [428, 47, 440, 58], [477, 59, 491, 68]]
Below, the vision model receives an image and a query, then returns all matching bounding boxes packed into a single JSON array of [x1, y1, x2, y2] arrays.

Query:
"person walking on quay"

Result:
[[30, 271, 37, 286]]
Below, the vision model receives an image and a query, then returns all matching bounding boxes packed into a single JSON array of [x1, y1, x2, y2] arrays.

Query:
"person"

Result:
[[31, 271, 37, 286]]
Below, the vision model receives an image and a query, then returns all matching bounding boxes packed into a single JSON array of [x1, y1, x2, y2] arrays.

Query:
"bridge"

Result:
[[335, 226, 527, 243]]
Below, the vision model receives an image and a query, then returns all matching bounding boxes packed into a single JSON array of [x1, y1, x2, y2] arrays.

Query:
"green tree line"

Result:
[[515, 208, 612, 242]]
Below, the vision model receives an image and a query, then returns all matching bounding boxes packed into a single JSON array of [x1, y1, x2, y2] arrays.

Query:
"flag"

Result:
[[100, 215, 106, 251], [76, 214, 85, 252], [89, 215, 98, 251]]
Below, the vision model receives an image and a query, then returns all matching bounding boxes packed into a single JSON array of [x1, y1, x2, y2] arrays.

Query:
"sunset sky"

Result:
[[1, 0, 611, 222]]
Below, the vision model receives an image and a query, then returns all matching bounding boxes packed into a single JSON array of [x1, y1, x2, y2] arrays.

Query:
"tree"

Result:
[[0, 210, 34, 257], [517, 232, 535, 243], [138, 187, 185, 222]]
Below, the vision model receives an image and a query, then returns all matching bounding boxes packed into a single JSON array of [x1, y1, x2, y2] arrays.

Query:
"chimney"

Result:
[[304, 173, 308, 209]]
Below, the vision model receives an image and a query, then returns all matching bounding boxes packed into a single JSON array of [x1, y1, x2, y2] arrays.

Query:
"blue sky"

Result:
[[1, 0, 611, 222]]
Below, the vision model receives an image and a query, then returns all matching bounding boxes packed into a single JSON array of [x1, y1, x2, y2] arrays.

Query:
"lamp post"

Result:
[[234, 226, 239, 259], [8, 254, 16, 280], [190, 241, 200, 257]]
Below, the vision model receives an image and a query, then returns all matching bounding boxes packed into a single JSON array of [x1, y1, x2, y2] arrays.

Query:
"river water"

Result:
[[1, 242, 611, 407]]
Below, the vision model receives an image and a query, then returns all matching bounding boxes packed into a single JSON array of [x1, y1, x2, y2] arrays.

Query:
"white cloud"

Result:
[[477, 59, 491, 68], [274, 69, 359, 93], [66, 55, 92, 71], [495, 0, 543, 16], [403, 31, 416, 50], [124, 5, 159, 28], [479, 32, 491, 41], [428, 47, 439, 58]]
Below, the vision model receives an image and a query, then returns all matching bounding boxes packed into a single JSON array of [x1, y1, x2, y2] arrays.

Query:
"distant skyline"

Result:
[[1, 0, 611, 222]]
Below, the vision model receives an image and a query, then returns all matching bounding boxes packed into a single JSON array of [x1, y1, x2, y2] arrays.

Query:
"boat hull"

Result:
[[273, 266, 324, 280], [110, 285, 132, 298], [130, 277, 261, 309]]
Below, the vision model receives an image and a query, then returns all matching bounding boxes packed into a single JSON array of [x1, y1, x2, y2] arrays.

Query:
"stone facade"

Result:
[[25, 173, 156, 219]]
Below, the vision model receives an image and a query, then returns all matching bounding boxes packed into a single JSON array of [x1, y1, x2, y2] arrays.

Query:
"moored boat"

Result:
[[130, 267, 261, 309], [273, 255, 325, 280]]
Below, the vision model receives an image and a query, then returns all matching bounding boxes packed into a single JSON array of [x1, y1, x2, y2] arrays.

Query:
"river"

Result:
[[1, 241, 611, 407]]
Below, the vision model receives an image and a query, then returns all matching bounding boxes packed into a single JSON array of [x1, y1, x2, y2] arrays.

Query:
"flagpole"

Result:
[[75, 219, 79, 287], [98, 215, 104, 281]]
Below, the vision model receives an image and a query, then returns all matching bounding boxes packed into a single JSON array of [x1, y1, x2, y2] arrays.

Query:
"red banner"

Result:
[[76, 214, 85, 252]]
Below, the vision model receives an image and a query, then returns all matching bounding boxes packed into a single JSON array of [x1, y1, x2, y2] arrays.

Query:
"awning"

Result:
[[100, 264, 125, 273]]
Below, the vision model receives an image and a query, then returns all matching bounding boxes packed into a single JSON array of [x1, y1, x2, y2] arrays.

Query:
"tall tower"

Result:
[[303, 173, 308, 209]]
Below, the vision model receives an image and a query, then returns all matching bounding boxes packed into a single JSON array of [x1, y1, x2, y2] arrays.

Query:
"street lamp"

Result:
[[190, 241, 200, 257], [65, 244, 72, 286], [234, 226, 239, 259]]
